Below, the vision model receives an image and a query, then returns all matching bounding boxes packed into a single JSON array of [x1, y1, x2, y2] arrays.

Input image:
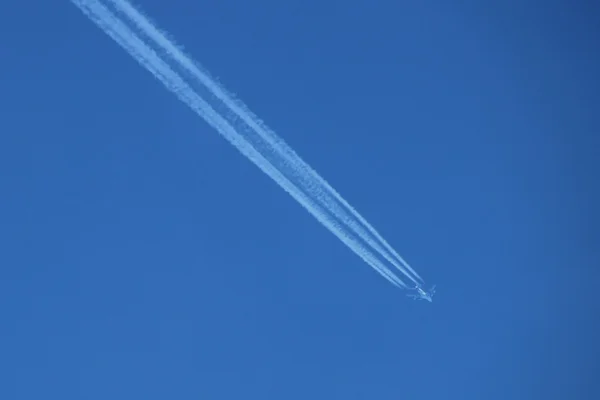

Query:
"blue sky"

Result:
[[1, 1, 598, 398]]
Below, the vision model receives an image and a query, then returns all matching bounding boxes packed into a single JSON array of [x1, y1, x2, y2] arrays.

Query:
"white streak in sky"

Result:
[[105, 0, 423, 285], [70, 0, 408, 288]]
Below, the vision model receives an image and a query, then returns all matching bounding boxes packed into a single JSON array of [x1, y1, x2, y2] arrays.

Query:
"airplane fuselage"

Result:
[[408, 285, 435, 302]]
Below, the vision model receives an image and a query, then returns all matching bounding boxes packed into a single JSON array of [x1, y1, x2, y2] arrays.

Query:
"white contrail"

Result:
[[104, 0, 423, 285], [70, 0, 408, 288]]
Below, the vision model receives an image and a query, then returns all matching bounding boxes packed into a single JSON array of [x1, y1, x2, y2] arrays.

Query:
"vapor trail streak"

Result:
[[105, 0, 423, 285], [70, 0, 407, 288]]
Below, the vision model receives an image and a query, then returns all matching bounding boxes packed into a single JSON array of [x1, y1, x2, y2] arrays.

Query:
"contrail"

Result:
[[70, 0, 408, 288], [105, 0, 423, 285]]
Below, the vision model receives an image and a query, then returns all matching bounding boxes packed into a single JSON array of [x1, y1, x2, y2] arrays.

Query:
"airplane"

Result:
[[406, 284, 436, 302]]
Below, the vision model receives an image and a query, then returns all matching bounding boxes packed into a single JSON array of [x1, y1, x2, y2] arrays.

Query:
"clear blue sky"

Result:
[[1, 1, 598, 398]]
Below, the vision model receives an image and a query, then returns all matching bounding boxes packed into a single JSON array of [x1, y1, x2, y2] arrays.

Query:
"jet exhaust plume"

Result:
[[69, 0, 424, 289], [105, 0, 423, 285]]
